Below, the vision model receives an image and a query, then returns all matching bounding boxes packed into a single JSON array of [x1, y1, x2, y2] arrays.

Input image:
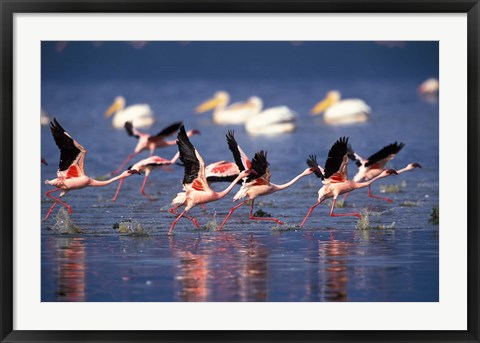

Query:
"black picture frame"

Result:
[[1, 1, 478, 342]]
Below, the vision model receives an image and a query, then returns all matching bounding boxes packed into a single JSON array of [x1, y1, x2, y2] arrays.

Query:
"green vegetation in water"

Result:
[[93, 173, 112, 181], [400, 200, 420, 207], [272, 223, 298, 231], [379, 180, 407, 194], [113, 219, 149, 236], [334, 199, 348, 208], [254, 209, 271, 217], [50, 208, 84, 234], [429, 206, 439, 225], [356, 210, 395, 230]]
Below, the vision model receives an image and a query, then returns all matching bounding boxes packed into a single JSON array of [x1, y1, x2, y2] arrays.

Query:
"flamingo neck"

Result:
[[396, 164, 415, 175], [88, 172, 132, 187], [271, 169, 310, 191], [353, 171, 392, 189], [215, 173, 245, 199]]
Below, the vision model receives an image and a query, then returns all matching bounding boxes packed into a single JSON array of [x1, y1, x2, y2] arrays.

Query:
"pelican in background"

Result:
[[418, 78, 439, 98], [105, 95, 155, 129], [245, 105, 297, 135], [310, 90, 370, 125], [195, 91, 262, 124], [43, 119, 139, 220]]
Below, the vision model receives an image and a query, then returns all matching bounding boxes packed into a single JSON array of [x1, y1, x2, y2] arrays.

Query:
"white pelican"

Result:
[[195, 91, 262, 125], [41, 109, 51, 126], [418, 78, 439, 95], [245, 106, 297, 136], [310, 90, 370, 125], [104, 96, 155, 129]]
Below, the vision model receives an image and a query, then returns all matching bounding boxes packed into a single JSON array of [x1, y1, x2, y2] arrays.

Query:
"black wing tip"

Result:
[[306, 155, 324, 179], [124, 121, 134, 136]]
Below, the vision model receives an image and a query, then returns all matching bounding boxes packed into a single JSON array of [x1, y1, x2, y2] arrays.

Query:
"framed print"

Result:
[[1, 0, 479, 342]]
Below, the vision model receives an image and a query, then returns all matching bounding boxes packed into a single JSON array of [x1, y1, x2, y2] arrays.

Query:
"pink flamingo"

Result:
[[347, 142, 421, 202], [169, 126, 251, 235], [112, 121, 200, 174], [111, 151, 180, 201], [43, 119, 139, 221], [299, 137, 398, 227], [217, 130, 315, 230]]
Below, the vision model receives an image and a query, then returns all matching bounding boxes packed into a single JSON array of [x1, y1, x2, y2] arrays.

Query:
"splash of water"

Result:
[[50, 208, 83, 234]]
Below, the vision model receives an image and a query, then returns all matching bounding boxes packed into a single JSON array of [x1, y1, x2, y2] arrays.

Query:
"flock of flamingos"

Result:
[[42, 87, 432, 235]]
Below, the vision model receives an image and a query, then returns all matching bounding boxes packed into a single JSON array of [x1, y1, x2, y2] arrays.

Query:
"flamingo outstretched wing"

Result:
[[226, 130, 251, 171], [324, 136, 349, 182], [306, 155, 325, 179], [177, 125, 210, 191], [150, 121, 183, 141], [365, 142, 405, 168], [246, 150, 270, 184], [50, 118, 86, 177], [124, 121, 143, 138]]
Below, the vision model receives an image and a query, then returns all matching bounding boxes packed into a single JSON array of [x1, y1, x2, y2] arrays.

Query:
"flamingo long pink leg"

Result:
[[43, 189, 72, 220], [217, 200, 249, 231], [112, 153, 137, 175], [329, 198, 361, 218], [169, 208, 200, 235], [111, 178, 125, 202], [169, 208, 200, 228], [139, 174, 154, 200], [249, 200, 284, 225], [367, 184, 393, 203], [300, 201, 322, 227]]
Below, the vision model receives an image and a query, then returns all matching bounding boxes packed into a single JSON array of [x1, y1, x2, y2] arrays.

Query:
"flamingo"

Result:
[[310, 90, 370, 125], [104, 95, 154, 129], [216, 130, 315, 230], [43, 119, 140, 221], [195, 91, 262, 124], [111, 151, 180, 201], [169, 126, 251, 235], [299, 137, 398, 227], [347, 142, 422, 203], [245, 106, 297, 136], [112, 121, 200, 175]]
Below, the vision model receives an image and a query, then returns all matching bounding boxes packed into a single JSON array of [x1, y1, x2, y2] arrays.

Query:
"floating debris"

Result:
[[356, 210, 395, 230], [114, 219, 149, 236], [400, 200, 420, 207], [50, 208, 83, 234], [380, 180, 407, 194], [429, 206, 439, 225], [254, 209, 271, 217], [272, 223, 298, 231]]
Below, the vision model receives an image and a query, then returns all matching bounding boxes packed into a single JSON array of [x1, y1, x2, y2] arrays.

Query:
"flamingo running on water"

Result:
[[216, 130, 315, 230], [43, 118, 139, 221], [111, 152, 180, 201], [169, 126, 251, 235], [299, 137, 398, 227], [347, 142, 422, 203], [310, 90, 370, 125], [112, 121, 200, 175], [104, 95, 155, 129], [195, 91, 262, 124]]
